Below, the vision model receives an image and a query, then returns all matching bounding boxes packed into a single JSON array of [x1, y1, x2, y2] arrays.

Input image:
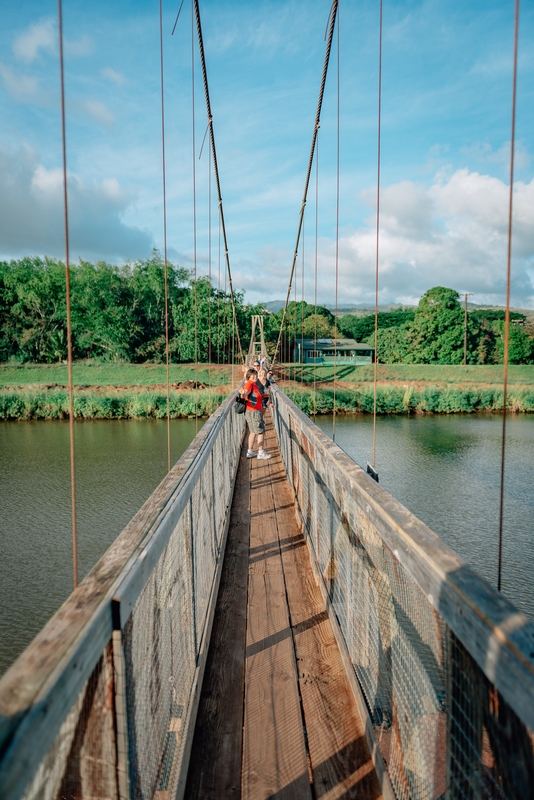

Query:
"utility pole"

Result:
[[459, 293, 474, 365]]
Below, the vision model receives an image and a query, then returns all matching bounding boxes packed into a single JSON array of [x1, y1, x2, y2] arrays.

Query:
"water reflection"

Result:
[[316, 414, 534, 620], [0, 419, 202, 676]]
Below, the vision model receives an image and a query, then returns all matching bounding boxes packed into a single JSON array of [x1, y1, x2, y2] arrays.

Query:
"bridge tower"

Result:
[[246, 315, 269, 366]]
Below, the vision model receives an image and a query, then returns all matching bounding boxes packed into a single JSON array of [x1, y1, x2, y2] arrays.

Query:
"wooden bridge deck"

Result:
[[185, 415, 382, 800]]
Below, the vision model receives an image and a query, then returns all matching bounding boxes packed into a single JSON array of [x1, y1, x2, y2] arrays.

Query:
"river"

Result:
[[315, 413, 533, 621], [0, 419, 203, 677], [1, 413, 532, 677]]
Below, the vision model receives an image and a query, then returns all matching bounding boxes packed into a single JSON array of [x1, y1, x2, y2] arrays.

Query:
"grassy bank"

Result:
[[283, 384, 534, 415], [284, 364, 534, 385], [0, 362, 233, 387], [0, 387, 228, 420], [2, 362, 534, 419]]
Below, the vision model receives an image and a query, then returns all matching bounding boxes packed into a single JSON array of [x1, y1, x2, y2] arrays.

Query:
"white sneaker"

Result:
[[246, 449, 255, 458], [257, 450, 272, 459]]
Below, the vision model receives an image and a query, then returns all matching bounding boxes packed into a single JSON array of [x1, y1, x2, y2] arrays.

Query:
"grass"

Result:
[[283, 384, 534, 415], [283, 364, 534, 385], [0, 362, 233, 387], [0, 387, 229, 420], [2, 362, 534, 419]]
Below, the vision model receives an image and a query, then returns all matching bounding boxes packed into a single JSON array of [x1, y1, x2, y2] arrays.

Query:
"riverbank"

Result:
[[1, 381, 534, 419], [0, 386, 228, 420], [1, 363, 533, 419], [284, 384, 534, 414]]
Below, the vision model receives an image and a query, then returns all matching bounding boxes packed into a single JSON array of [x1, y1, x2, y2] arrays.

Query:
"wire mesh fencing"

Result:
[[271, 387, 534, 800], [0, 393, 243, 800]]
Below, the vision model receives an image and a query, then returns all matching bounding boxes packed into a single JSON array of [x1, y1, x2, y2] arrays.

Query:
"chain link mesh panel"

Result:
[[272, 389, 534, 800], [122, 404, 243, 799], [2, 396, 243, 800]]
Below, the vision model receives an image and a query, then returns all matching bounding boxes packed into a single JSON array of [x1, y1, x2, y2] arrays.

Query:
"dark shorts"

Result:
[[245, 409, 265, 434]]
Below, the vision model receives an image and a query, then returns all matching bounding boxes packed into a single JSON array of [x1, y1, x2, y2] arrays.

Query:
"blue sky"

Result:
[[0, 0, 533, 307]]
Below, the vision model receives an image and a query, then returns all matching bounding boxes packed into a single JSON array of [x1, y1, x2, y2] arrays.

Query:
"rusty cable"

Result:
[[160, 0, 171, 472], [58, 0, 78, 591], [191, 0, 199, 432], [314, 135, 319, 415], [193, 0, 244, 365], [372, 0, 383, 470], [332, 7, 340, 443], [498, 0, 520, 593], [273, 0, 339, 366]]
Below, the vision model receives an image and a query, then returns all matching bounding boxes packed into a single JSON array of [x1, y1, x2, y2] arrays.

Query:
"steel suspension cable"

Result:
[[372, 0, 383, 472], [273, 0, 339, 366], [193, 0, 244, 365], [58, 0, 78, 591], [208, 142, 212, 364], [191, 0, 199, 432], [332, 6, 340, 443], [497, 0, 520, 593], [159, 0, 171, 472], [314, 136, 319, 416]]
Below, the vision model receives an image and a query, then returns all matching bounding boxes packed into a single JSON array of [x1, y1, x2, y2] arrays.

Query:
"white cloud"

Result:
[[461, 141, 530, 171], [0, 143, 153, 261], [242, 168, 534, 308], [101, 67, 126, 86], [331, 169, 534, 307], [0, 63, 39, 101], [64, 35, 93, 58], [80, 99, 115, 126], [12, 19, 55, 63]]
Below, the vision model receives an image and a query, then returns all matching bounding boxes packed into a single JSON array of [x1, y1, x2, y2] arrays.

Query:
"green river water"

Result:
[[0, 413, 532, 677]]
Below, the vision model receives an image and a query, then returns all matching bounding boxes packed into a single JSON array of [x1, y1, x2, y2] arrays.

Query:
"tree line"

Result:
[[1, 257, 532, 365], [0, 254, 266, 364]]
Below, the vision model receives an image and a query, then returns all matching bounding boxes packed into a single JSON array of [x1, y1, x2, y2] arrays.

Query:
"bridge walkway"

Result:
[[185, 415, 382, 800]]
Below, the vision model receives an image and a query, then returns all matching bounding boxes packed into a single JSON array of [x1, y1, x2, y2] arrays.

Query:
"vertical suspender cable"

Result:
[[497, 0, 520, 593], [273, 0, 339, 366], [301, 216, 305, 375], [372, 0, 383, 471], [58, 0, 78, 590], [332, 6, 340, 443], [159, 0, 171, 472], [208, 143, 212, 365], [191, 0, 199, 432], [314, 137, 319, 416], [217, 213, 221, 365]]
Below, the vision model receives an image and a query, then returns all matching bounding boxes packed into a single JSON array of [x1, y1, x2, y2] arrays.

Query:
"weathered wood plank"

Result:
[[185, 444, 251, 800], [242, 453, 312, 800], [270, 453, 383, 800]]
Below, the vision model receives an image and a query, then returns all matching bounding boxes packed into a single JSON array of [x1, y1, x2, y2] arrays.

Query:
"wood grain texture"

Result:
[[185, 444, 251, 800], [242, 445, 312, 800], [270, 451, 382, 800]]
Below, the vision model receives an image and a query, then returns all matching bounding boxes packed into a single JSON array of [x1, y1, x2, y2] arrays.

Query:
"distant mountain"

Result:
[[262, 300, 533, 319], [262, 301, 414, 315]]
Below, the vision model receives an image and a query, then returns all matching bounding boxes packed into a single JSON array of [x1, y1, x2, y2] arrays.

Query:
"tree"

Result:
[[407, 287, 467, 364]]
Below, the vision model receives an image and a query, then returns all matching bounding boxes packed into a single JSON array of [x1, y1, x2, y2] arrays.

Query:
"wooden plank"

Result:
[[271, 387, 534, 735], [184, 444, 251, 800], [242, 452, 312, 800], [270, 451, 383, 800]]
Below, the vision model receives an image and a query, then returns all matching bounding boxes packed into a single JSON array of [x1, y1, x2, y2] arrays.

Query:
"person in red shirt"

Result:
[[240, 368, 271, 459]]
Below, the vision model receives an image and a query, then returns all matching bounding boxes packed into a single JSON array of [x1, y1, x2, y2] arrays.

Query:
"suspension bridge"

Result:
[[1, 1, 533, 799]]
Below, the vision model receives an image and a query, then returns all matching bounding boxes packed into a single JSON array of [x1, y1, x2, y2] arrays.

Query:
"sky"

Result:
[[0, 0, 533, 308]]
